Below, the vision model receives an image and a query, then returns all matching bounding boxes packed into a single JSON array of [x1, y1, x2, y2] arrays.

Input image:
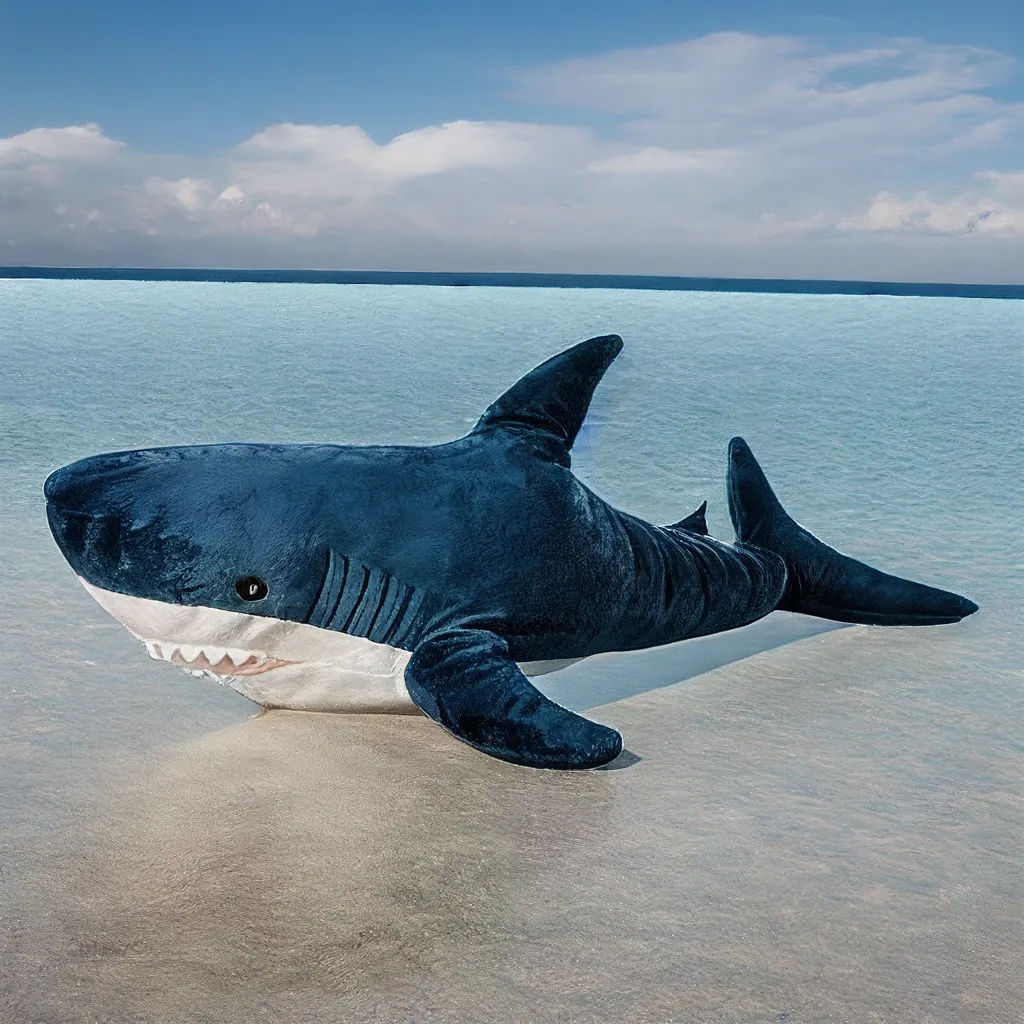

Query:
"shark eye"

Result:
[[236, 576, 269, 602]]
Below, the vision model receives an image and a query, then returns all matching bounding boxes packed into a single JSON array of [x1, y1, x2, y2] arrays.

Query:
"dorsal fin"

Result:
[[668, 500, 709, 535], [472, 336, 623, 459]]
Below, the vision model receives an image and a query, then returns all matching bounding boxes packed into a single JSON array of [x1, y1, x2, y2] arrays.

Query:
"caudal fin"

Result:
[[726, 437, 978, 626]]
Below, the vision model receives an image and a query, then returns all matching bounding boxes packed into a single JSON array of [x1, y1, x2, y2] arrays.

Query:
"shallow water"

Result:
[[1, 281, 1021, 1022]]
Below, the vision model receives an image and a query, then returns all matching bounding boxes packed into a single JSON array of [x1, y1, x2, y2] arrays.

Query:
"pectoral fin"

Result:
[[405, 628, 623, 770]]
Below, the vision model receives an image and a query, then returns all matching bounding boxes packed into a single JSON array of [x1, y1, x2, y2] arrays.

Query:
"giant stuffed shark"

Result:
[[44, 335, 977, 770]]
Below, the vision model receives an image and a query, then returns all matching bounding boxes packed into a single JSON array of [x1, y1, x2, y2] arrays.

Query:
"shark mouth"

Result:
[[74, 578, 422, 713], [72, 578, 575, 713], [141, 640, 299, 680]]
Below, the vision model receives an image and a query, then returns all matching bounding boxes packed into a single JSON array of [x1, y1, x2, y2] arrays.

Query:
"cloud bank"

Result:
[[2, 32, 1022, 281]]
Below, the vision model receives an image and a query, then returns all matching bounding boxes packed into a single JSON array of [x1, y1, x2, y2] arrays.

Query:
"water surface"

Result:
[[1, 281, 1021, 1022]]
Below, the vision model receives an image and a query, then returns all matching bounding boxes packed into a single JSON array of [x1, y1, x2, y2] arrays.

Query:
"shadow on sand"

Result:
[[4, 618, 1020, 1024]]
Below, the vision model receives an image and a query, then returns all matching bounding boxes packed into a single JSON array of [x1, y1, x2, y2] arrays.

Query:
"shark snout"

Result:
[[46, 503, 123, 581], [43, 465, 68, 503], [44, 453, 145, 582], [44, 451, 153, 513]]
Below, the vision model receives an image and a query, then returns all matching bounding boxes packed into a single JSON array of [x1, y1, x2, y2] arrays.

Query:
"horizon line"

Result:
[[1, 266, 1021, 300]]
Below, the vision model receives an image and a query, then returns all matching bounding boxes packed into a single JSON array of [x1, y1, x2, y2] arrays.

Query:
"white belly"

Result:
[[79, 580, 582, 713]]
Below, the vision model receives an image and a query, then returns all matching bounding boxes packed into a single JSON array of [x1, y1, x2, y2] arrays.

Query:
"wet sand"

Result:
[[3, 622, 1020, 1024]]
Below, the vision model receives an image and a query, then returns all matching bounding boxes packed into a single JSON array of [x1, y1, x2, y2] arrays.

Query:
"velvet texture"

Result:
[[45, 336, 977, 769]]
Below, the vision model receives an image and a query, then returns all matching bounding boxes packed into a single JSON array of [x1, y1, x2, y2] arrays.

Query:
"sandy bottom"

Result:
[[2, 621, 1021, 1024]]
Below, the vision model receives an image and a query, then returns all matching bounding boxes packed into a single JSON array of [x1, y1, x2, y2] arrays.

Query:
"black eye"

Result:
[[236, 576, 268, 601]]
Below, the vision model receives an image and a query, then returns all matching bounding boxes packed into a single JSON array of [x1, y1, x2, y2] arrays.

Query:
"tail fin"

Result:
[[727, 437, 978, 626]]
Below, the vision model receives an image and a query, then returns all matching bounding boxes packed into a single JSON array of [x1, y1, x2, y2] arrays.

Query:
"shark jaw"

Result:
[[140, 640, 299, 679], [77, 578, 420, 713], [77, 579, 583, 714]]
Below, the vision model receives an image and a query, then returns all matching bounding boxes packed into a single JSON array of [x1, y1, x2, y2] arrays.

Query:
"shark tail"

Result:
[[726, 437, 978, 626]]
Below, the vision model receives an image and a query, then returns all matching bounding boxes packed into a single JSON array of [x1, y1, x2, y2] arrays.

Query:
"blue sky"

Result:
[[3, 0, 1022, 150], [1, 0, 1022, 279]]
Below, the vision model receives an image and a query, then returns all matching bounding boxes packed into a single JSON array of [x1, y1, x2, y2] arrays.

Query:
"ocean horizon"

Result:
[[2, 264, 1022, 300]]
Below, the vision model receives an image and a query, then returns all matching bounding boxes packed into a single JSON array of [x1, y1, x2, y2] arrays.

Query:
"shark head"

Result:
[[43, 443, 415, 712], [42, 337, 630, 721]]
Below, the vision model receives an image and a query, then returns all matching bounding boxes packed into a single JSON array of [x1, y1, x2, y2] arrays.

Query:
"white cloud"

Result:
[[1, 32, 1021, 280], [0, 123, 125, 163], [844, 183, 1024, 235], [977, 170, 1024, 197], [216, 185, 246, 206], [226, 119, 591, 204], [587, 146, 738, 174], [237, 119, 553, 178], [144, 176, 210, 213], [511, 32, 1015, 129]]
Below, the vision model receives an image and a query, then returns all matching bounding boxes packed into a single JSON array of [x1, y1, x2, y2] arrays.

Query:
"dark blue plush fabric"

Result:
[[44, 335, 978, 770]]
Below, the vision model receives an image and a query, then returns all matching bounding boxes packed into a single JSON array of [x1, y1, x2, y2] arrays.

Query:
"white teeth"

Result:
[[139, 638, 283, 677]]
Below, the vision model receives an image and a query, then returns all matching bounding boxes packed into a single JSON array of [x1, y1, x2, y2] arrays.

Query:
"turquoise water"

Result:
[[1, 280, 1021, 1021]]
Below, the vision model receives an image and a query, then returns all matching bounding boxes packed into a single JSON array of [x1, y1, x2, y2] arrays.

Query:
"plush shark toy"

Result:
[[44, 335, 977, 770]]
